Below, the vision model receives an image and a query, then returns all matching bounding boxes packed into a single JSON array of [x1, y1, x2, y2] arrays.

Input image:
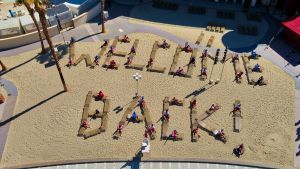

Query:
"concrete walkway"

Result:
[[31, 161, 270, 169], [0, 78, 18, 161], [0, 15, 299, 168]]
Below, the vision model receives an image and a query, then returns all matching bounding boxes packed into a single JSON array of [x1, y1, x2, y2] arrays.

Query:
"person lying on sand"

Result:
[[175, 67, 185, 76], [91, 109, 101, 120], [109, 60, 117, 69], [253, 63, 261, 72], [125, 55, 133, 65], [67, 56, 73, 67], [101, 40, 108, 48], [130, 46, 136, 54], [171, 130, 178, 140], [209, 104, 217, 112], [213, 129, 227, 142], [94, 55, 100, 65], [116, 123, 124, 136], [189, 56, 196, 65], [161, 40, 170, 49], [191, 99, 196, 109], [162, 109, 170, 121], [232, 54, 239, 61], [121, 35, 130, 43], [183, 42, 192, 52], [236, 72, 243, 80], [233, 144, 245, 158], [148, 124, 156, 134], [81, 120, 90, 129], [130, 111, 140, 122], [200, 68, 208, 77], [171, 97, 179, 105], [108, 46, 115, 54], [192, 127, 200, 140], [234, 102, 241, 112], [97, 91, 105, 100], [139, 96, 145, 108], [256, 76, 264, 85]]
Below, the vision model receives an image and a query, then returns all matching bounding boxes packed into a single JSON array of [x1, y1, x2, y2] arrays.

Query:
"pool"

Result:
[[5, 0, 15, 2], [66, 0, 87, 5]]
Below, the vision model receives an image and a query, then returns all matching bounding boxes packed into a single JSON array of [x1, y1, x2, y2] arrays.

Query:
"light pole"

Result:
[[52, 5, 66, 44], [133, 73, 142, 97]]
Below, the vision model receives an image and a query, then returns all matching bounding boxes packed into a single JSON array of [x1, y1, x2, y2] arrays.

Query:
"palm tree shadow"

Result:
[[36, 43, 68, 68], [0, 91, 65, 127], [0, 54, 39, 76]]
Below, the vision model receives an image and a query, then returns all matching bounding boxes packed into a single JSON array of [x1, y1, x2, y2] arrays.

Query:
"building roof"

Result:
[[282, 15, 300, 36]]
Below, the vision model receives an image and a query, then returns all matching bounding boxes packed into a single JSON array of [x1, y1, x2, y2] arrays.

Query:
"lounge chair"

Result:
[[102, 55, 112, 67], [147, 66, 166, 73], [233, 116, 241, 132], [84, 91, 93, 107], [220, 27, 225, 33], [101, 113, 108, 132], [206, 26, 211, 31], [103, 99, 110, 114], [195, 32, 205, 45], [78, 126, 86, 136], [206, 36, 215, 47], [163, 97, 170, 111], [112, 37, 118, 47], [125, 64, 145, 71], [84, 54, 92, 66], [141, 105, 153, 126], [98, 44, 108, 56], [113, 51, 127, 57], [198, 103, 221, 121], [233, 59, 243, 83], [133, 39, 139, 48], [69, 43, 75, 60], [173, 53, 180, 64], [176, 45, 183, 53], [82, 107, 90, 122], [200, 57, 208, 80], [161, 120, 169, 140], [83, 128, 101, 139], [169, 63, 177, 75], [185, 64, 194, 78]]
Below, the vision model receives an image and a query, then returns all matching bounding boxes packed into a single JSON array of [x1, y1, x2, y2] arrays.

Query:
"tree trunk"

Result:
[[0, 60, 7, 71], [23, 2, 46, 53], [101, 0, 105, 33], [35, 4, 68, 92]]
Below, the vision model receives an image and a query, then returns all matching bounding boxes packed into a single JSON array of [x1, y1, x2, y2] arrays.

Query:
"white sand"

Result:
[[0, 33, 295, 168]]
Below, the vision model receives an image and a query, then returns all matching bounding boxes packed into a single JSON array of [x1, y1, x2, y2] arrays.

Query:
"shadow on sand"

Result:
[[0, 91, 65, 127]]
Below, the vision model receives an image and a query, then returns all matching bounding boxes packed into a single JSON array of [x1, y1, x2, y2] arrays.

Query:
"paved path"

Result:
[[32, 161, 269, 169], [0, 15, 300, 168], [0, 78, 18, 161]]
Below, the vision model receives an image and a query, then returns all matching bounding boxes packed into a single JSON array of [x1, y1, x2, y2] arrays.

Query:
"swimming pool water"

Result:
[[5, 0, 16, 3]]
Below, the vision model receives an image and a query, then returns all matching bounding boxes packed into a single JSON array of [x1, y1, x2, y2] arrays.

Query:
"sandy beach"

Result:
[[0, 33, 295, 168]]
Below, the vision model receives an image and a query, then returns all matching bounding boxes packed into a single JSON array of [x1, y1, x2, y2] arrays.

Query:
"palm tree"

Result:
[[16, 0, 46, 53], [101, 0, 105, 33], [34, 0, 68, 91], [0, 60, 7, 71]]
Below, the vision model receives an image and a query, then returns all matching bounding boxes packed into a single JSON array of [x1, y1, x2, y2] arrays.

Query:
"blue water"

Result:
[[5, 0, 16, 2], [66, 0, 87, 5]]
